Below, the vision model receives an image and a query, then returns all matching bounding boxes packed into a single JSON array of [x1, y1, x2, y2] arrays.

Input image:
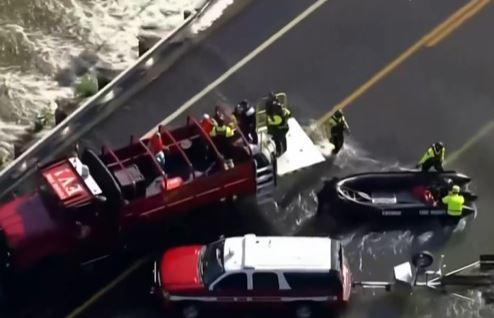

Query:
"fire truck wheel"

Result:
[[181, 302, 200, 318], [294, 302, 313, 318]]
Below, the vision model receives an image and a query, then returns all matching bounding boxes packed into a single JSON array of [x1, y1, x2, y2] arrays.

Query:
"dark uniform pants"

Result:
[[421, 158, 444, 172], [240, 123, 258, 144], [270, 128, 287, 157], [214, 136, 234, 159], [330, 128, 344, 154]]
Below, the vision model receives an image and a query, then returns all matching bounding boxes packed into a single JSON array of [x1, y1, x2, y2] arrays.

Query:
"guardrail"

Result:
[[0, 0, 212, 199]]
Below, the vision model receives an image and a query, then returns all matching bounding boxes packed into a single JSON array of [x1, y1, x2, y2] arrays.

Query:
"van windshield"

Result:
[[200, 239, 225, 286]]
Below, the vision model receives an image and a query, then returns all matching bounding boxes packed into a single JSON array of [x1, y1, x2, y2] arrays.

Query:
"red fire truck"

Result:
[[0, 116, 276, 273]]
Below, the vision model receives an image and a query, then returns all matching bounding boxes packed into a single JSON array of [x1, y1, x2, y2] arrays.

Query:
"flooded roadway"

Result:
[[5, 0, 494, 317]]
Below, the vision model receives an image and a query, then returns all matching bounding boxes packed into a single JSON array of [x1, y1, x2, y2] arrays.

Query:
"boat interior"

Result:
[[95, 117, 252, 201]]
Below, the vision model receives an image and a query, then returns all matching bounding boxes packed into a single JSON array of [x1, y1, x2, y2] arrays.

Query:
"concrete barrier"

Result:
[[0, 0, 212, 199]]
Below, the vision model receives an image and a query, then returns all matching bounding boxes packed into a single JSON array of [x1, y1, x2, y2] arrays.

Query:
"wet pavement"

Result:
[[4, 0, 494, 317]]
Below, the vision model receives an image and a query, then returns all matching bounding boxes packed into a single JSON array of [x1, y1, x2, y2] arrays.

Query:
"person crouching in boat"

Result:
[[417, 142, 445, 172]]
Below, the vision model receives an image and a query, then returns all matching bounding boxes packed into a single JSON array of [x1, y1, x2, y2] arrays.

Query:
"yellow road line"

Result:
[[425, 0, 490, 47], [143, 0, 329, 138], [65, 257, 148, 318], [310, 0, 488, 133], [445, 120, 494, 166]]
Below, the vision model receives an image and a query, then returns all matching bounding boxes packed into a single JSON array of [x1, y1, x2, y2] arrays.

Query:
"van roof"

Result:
[[223, 234, 337, 272]]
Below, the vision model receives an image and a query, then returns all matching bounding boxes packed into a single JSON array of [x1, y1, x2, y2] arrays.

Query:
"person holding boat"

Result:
[[442, 184, 464, 217], [417, 142, 445, 172]]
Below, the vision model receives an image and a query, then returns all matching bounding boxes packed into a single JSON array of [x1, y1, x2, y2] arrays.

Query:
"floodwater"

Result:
[[0, 0, 201, 162]]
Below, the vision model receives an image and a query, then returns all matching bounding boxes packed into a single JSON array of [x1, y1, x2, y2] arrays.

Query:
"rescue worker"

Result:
[[265, 92, 278, 112], [326, 110, 350, 155], [210, 114, 235, 138], [266, 94, 291, 157], [210, 114, 235, 164], [417, 142, 445, 172], [148, 132, 168, 169], [233, 100, 258, 144], [442, 184, 464, 217]]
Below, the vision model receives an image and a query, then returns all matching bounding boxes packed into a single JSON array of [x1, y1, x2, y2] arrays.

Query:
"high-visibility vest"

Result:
[[267, 107, 291, 129], [442, 193, 464, 216], [210, 124, 234, 138], [418, 146, 445, 165]]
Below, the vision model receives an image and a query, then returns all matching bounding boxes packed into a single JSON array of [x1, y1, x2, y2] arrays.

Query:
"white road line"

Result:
[[143, 0, 329, 138]]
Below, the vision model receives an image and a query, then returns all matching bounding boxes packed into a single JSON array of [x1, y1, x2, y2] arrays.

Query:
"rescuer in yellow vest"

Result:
[[210, 119, 235, 138], [417, 142, 445, 172], [210, 114, 235, 163], [266, 93, 291, 157], [442, 185, 464, 217]]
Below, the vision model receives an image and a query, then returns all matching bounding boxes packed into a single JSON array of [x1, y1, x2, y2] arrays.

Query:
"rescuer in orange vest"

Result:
[[148, 132, 168, 168]]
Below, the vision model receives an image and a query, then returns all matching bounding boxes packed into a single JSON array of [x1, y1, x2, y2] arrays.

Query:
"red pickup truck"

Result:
[[0, 116, 275, 276]]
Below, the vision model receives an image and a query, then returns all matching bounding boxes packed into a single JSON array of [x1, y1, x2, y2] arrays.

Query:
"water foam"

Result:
[[0, 0, 204, 162]]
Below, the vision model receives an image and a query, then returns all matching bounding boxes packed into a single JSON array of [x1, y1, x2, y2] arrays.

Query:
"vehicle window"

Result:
[[201, 239, 225, 286], [214, 273, 247, 291], [284, 271, 342, 294], [253, 272, 279, 290]]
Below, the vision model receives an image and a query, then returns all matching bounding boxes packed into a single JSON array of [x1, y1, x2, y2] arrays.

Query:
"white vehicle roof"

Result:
[[223, 234, 334, 272]]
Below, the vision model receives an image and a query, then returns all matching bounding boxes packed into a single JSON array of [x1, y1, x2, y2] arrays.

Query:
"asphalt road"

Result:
[[6, 0, 494, 317]]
